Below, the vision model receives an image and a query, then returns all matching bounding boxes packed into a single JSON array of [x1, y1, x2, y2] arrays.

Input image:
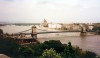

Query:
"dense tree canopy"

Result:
[[0, 34, 99, 58]]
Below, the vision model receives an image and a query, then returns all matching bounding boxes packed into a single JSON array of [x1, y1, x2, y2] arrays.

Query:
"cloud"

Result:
[[0, 0, 100, 23], [5, 0, 15, 1]]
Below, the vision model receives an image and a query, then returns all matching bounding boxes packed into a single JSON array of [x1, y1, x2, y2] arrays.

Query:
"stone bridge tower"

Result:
[[31, 25, 37, 39], [79, 24, 88, 36]]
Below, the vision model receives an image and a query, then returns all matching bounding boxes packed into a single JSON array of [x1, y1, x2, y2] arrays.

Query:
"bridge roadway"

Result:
[[14, 30, 95, 35], [13, 27, 95, 35]]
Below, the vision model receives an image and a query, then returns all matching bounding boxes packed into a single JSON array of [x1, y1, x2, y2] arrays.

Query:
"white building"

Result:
[[48, 23, 62, 29], [64, 24, 81, 31], [88, 25, 94, 30]]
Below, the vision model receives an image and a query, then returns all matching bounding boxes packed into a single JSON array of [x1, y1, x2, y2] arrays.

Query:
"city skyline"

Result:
[[0, 0, 100, 23]]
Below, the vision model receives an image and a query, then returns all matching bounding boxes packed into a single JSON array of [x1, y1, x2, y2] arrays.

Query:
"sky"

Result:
[[0, 0, 100, 23]]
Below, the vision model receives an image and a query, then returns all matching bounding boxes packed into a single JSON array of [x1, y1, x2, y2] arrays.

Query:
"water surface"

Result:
[[0, 25, 100, 55]]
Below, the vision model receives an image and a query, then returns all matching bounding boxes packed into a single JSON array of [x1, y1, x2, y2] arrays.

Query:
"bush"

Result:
[[40, 48, 62, 58], [63, 42, 83, 58], [43, 40, 64, 53], [63, 42, 98, 58], [32, 42, 48, 56], [33, 40, 64, 56], [18, 46, 34, 58], [0, 36, 20, 57], [81, 51, 97, 58], [63, 42, 76, 58], [0, 37, 99, 58]]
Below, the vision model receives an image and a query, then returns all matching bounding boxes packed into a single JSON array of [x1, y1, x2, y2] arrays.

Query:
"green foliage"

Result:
[[63, 42, 84, 58], [63, 42, 77, 58], [43, 40, 64, 53], [81, 51, 97, 58], [0, 36, 99, 58], [33, 40, 64, 56], [0, 36, 20, 57], [40, 48, 62, 58], [18, 46, 34, 58], [74, 46, 83, 58], [63, 42, 98, 58], [32, 43, 48, 56]]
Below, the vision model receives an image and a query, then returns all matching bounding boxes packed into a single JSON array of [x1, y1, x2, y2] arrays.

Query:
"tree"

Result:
[[63, 42, 77, 58], [0, 36, 19, 57], [33, 40, 64, 57], [43, 40, 64, 53], [32, 43, 48, 56], [81, 51, 97, 58], [40, 48, 62, 58], [18, 46, 34, 58]]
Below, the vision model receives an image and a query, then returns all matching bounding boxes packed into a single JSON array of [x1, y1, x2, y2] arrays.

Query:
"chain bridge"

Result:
[[12, 25, 92, 45]]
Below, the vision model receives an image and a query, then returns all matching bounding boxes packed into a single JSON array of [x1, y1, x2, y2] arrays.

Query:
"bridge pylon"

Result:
[[80, 26, 87, 36], [31, 25, 37, 39]]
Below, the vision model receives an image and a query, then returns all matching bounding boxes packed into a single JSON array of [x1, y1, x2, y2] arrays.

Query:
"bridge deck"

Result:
[[14, 30, 95, 35]]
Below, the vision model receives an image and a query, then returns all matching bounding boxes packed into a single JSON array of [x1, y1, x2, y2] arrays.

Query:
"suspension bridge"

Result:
[[12, 25, 92, 45]]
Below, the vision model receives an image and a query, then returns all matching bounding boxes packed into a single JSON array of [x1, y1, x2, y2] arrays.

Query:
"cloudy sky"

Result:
[[0, 0, 100, 23]]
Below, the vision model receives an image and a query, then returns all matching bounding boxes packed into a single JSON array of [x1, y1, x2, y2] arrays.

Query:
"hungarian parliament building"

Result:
[[40, 19, 94, 31]]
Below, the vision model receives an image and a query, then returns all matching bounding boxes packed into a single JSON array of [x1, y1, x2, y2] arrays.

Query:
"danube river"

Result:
[[0, 25, 100, 55]]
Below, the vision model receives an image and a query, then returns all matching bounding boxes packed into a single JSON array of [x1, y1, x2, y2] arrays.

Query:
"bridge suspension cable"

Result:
[[16, 28, 31, 34]]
